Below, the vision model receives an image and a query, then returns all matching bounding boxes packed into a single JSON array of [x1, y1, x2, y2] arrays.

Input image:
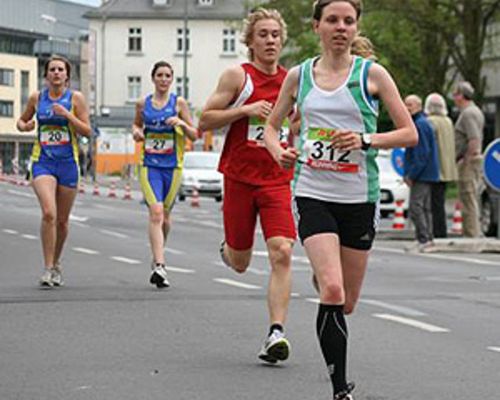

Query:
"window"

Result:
[[0, 101, 14, 117], [177, 28, 190, 53], [128, 28, 142, 52], [197, 0, 214, 5], [21, 71, 30, 111], [176, 76, 189, 100], [0, 68, 14, 86], [222, 28, 236, 54], [127, 76, 141, 101]]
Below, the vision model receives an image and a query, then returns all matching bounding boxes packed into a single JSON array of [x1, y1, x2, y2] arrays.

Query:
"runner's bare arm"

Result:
[[66, 91, 91, 137], [132, 98, 145, 142], [368, 64, 417, 149], [199, 66, 273, 131], [16, 91, 38, 132], [264, 67, 300, 169], [168, 96, 198, 141]]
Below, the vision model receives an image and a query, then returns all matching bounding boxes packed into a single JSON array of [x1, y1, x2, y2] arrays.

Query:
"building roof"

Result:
[[0, 0, 94, 41], [84, 0, 246, 20]]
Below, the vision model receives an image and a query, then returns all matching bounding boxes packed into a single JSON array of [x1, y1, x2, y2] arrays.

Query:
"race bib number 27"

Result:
[[305, 128, 361, 173], [145, 133, 174, 154]]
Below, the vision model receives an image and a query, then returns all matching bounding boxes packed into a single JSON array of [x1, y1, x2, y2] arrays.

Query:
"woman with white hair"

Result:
[[424, 93, 458, 237]]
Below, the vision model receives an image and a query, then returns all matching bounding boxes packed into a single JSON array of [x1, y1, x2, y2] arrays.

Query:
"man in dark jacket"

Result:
[[404, 95, 440, 251]]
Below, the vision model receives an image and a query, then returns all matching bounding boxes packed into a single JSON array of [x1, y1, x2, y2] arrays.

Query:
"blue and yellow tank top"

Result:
[[141, 93, 185, 169], [32, 88, 79, 163]]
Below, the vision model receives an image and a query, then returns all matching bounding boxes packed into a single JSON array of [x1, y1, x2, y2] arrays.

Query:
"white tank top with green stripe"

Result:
[[293, 56, 380, 203]]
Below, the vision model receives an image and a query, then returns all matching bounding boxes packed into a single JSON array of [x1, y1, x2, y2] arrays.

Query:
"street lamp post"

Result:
[[183, 0, 188, 99]]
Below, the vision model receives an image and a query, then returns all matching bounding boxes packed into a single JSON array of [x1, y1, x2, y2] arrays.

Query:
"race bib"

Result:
[[145, 133, 174, 154], [247, 116, 289, 147], [305, 127, 361, 173], [40, 125, 70, 146]]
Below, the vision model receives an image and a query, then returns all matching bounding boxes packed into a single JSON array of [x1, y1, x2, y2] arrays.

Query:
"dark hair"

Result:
[[151, 61, 174, 79], [313, 0, 362, 21], [44, 55, 72, 84]]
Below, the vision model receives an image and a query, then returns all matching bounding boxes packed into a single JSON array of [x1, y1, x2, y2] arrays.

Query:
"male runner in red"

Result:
[[199, 8, 296, 364]]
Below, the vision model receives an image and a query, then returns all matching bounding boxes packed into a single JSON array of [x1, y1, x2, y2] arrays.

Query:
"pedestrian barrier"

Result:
[[92, 182, 100, 196], [123, 183, 132, 200], [191, 188, 200, 207], [108, 181, 117, 198], [392, 199, 406, 230], [451, 201, 463, 235]]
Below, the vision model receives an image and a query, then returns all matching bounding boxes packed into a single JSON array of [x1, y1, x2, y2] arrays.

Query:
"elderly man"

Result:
[[404, 95, 440, 251], [453, 82, 485, 238]]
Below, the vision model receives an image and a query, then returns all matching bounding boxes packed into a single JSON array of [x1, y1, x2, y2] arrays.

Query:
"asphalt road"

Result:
[[1, 181, 499, 400]]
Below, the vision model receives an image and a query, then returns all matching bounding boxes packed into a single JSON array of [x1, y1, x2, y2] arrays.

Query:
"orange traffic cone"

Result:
[[92, 182, 100, 196], [191, 188, 200, 207], [123, 183, 132, 200], [108, 181, 117, 198], [392, 199, 406, 230], [451, 201, 463, 235], [78, 181, 85, 194]]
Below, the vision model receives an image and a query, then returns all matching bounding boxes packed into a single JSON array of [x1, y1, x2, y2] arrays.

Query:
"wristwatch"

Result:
[[360, 133, 372, 151]]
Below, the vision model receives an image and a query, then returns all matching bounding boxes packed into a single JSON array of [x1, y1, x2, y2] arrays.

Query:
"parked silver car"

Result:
[[178, 151, 223, 202]]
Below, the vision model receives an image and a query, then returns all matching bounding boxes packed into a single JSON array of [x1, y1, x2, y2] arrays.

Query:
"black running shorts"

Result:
[[295, 197, 378, 250]]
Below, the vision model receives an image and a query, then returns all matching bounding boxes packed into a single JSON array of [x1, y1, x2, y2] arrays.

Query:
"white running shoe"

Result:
[[149, 265, 170, 288], [51, 264, 64, 287], [39, 268, 53, 288], [258, 329, 290, 364]]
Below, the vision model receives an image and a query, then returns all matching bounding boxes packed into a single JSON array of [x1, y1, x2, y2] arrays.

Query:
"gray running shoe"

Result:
[[39, 268, 53, 288], [51, 264, 64, 287], [150, 265, 170, 288], [258, 329, 290, 364]]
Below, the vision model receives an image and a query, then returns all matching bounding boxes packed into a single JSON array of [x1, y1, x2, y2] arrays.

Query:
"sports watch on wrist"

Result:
[[360, 133, 372, 151]]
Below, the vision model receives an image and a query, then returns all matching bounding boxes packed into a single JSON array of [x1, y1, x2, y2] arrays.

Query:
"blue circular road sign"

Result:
[[483, 138, 500, 192], [391, 148, 405, 177]]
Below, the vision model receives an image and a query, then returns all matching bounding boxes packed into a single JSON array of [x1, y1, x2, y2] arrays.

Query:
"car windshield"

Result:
[[184, 152, 220, 169]]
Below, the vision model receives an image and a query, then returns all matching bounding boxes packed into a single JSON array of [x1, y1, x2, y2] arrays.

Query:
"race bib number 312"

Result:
[[305, 128, 361, 173], [247, 116, 289, 147]]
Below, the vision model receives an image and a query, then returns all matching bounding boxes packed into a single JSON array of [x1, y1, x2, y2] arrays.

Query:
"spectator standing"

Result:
[[404, 95, 440, 250], [424, 93, 458, 237], [452, 81, 485, 238]]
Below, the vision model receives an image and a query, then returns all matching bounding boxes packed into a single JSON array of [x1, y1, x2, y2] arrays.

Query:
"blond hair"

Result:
[[351, 35, 376, 60], [241, 8, 288, 61]]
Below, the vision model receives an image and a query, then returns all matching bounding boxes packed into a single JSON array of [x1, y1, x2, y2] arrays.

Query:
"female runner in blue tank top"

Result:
[[264, 1, 418, 399], [17, 55, 91, 288], [132, 61, 197, 288]]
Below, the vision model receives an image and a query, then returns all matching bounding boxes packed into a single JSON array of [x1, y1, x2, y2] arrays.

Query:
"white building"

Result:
[[85, 0, 248, 127]]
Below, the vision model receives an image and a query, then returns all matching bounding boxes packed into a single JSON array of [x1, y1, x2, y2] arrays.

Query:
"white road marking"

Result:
[[7, 189, 35, 198], [165, 266, 195, 274], [73, 247, 100, 255], [166, 247, 185, 255], [360, 299, 426, 317], [21, 234, 37, 240], [291, 292, 301, 298], [252, 250, 310, 265], [213, 278, 262, 290], [100, 229, 129, 239], [3, 229, 18, 235], [197, 220, 221, 228], [374, 246, 500, 266], [111, 256, 141, 265], [373, 313, 450, 333], [69, 214, 89, 222], [487, 346, 500, 353], [72, 222, 90, 228], [247, 267, 269, 276], [305, 298, 320, 304]]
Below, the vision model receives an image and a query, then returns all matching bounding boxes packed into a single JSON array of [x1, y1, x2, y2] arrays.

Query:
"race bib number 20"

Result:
[[305, 128, 361, 173], [247, 116, 289, 147], [40, 125, 70, 146]]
